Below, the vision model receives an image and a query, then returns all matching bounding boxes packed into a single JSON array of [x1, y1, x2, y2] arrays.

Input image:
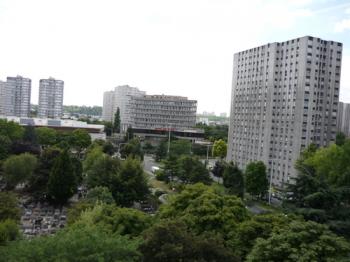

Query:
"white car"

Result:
[[151, 166, 160, 173]]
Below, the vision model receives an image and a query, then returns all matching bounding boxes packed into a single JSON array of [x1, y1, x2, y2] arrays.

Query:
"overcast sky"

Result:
[[0, 0, 349, 114]]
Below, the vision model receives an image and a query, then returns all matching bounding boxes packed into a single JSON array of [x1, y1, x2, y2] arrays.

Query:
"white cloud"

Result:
[[334, 18, 350, 32], [346, 8, 350, 14]]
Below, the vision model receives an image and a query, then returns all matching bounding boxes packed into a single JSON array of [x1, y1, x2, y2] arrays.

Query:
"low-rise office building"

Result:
[[1, 116, 105, 140], [130, 95, 197, 130]]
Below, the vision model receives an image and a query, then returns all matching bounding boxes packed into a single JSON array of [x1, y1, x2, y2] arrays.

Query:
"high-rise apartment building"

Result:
[[102, 91, 115, 122], [227, 36, 342, 188], [0, 81, 7, 115], [102, 85, 145, 131], [130, 95, 197, 130], [3, 76, 32, 117], [337, 102, 350, 137], [38, 78, 64, 119]]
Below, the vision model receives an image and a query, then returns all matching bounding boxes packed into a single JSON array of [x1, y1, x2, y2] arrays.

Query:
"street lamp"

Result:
[[206, 144, 213, 161], [167, 127, 171, 156]]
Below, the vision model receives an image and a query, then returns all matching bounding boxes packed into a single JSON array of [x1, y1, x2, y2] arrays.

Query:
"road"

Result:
[[143, 154, 158, 175]]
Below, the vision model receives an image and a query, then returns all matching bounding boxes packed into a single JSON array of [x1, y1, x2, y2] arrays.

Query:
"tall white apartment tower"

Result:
[[38, 78, 64, 119], [4, 76, 32, 117], [0, 81, 7, 115], [227, 36, 342, 188], [102, 91, 115, 122]]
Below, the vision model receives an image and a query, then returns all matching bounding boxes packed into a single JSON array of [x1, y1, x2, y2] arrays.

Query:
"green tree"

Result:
[[102, 141, 115, 155], [142, 141, 154, 154], [0, 119, 24, 141], [247, 221, 350, 262], [76, 204, 152, 237], [0, 219, 20, 245], [155, 140, 167, 161], [3, 153, 37, 189], [223, 162, 244, 198], [83, 145, 104, 173], [22, 126, 38, 145], [245, 161, 268, 199], [169, 139, 191, 157], [1, 224, 142, 261], [211, 160, 226, 177], [120, 138, 144, 160], [0, 192, 20, 221], [125, 126, 134, 141], [111, 157, 149, 207], [48, 150, 77, 204], [139, 220, 237, 262], [284, 141, 350, 237], [70, 129, 91, 155], [35, 127, 57, 146], [113, 107, 121, 133], [176, 155, 211, 184], [28, 147, 61, 200], [85, 154, 120, 189], [86, 186, 114, 204], [159, 183, 248, 236], [197, 124, 228, 142], [336, 132, 346, 146], [104, 121, 113, 137], [0, 135, 11, 160], [212, 139, 227, 159], [67, 201, 94, 225], [232, 213, 294, 259]]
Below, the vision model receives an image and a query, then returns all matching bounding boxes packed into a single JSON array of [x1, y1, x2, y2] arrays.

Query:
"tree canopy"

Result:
[[48, 150, 78, 204], [212, 139, 227, 159], [247, 220, 350, 262], [223, 162, 244, 198], [3, 153, 37, 189], [245, 161, 268, 199]]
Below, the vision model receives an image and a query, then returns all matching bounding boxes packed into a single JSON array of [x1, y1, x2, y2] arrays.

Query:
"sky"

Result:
[[0, 0, 350, 115]]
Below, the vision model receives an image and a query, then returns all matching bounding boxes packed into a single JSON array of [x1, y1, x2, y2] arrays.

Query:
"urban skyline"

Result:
[[1, 0, 350, 115]]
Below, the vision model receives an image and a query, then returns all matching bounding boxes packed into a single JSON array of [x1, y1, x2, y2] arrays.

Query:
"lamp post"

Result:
[[206, 144, 213, 161], [167, 127, 171, 156]]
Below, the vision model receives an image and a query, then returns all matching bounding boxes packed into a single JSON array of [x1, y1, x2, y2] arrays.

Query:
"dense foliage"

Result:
[[284, 140, 350, 238], [47, 150, 78, 204], [84, 147, 149, 207], [196, 123, 228, 142], [245, 161, 268, 199]]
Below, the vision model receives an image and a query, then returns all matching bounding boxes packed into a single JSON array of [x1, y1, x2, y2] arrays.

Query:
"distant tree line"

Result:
[[64, 105, 102, 116]]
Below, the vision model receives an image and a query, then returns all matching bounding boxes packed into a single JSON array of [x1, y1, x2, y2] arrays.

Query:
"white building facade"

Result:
[[102, 91, 115, 122], [38, 78, 64, 119], [337, 102, 350, 137], [102, 85, 145, 131], [227, 36, 342, 188], [130, 95, 197, 130]]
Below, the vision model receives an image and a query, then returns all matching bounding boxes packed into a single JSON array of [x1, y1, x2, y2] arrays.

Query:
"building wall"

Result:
[[113, 85, 146, 132], [130, 95, 197, 130], [5, 76, 31, 117], [337, 102, 350, 137], [228, 36, 342, 188], [102, 91, 115, 122], [0, 81, 7, 115], [102, 86, 145, 130], [38, 78, 64, 119]]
